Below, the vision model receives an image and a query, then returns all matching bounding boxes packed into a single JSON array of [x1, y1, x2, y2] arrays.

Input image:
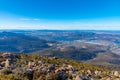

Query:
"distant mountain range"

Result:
[[0, 30, 120, 70], [0, 31, 54, 53]]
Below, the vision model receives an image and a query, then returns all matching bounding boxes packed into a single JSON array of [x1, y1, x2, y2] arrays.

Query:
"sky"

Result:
[[0, 0, 120, 30]]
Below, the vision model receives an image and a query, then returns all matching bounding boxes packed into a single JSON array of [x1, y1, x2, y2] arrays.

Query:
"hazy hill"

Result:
[[0, 31, 52, 53], [0, 30, 120, 70]]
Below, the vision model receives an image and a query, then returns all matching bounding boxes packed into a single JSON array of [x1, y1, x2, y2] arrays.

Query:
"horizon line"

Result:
[[1, 29, 120, 31]]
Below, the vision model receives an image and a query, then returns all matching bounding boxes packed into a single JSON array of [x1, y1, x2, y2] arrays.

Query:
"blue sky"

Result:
[[0, 0, 120, 30]]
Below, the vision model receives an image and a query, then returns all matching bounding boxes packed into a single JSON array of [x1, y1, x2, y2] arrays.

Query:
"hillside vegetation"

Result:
[[0, 53, 120, 80]]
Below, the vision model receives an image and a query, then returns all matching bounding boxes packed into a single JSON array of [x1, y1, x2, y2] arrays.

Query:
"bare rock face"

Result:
[[87, 70, 91, 74], [75, 75, 82, 80], [113, 71, 119, 77], [2, 52, 14, 58], [94, 70, 99, 75], [5, 59, 10, 68], [28, 61, 36, 68], [115, 78, 120, 80], [67, 65, 74, 70]]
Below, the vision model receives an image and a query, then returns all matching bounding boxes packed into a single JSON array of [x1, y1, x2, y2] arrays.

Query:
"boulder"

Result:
[[113, 71, 119, 77], [75, 75, 82, 80]]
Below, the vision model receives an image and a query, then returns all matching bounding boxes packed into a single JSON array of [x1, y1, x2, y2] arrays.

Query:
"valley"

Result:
[[0, 30, 120, 70]]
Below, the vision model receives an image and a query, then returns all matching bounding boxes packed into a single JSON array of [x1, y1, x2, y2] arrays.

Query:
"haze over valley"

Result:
[[0, 30, 120, 69]]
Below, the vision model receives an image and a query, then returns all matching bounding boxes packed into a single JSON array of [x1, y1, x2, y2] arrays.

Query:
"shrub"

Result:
[[1, 69, 12, 75]]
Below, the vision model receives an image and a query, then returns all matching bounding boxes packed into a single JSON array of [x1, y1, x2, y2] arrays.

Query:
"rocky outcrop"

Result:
[[0, 53, 120, 80]]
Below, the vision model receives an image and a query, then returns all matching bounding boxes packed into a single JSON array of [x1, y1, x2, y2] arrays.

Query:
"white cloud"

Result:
[[20, 18, 40, 21], [33, 18, 40, 21]]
